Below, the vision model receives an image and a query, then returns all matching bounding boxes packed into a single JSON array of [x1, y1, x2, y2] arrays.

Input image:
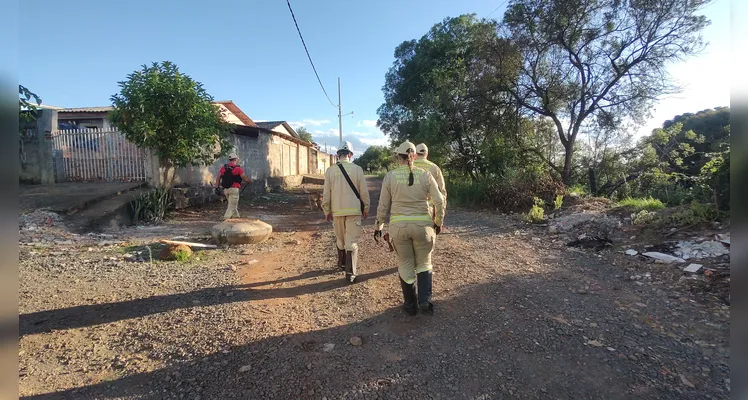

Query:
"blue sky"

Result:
[[19, 0, 730, 155]]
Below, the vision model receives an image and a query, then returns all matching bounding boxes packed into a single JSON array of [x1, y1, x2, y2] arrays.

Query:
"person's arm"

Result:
[[322, 169, 332, 221], [215, 166, 225, 187], [375, 173, 391, 231], [434, 166, 447, 201], [240, 173, 252, 184], [424, 172, 444, 227], [358, 169, 370, 219]]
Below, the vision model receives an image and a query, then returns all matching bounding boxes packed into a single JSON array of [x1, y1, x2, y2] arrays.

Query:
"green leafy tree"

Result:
[[19, 85, 42, 130], [110, 61, 234, 187], [500, 0, 712, 184], [353, 145, 394, 172], [377, 14, 521, 179], [296, 126, 314, 143]]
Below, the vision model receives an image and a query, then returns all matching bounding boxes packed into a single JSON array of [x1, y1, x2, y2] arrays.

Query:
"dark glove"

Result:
[[434, 225, 442, 235], [374, 230, 383, 242], [214, 187, 222, 195]]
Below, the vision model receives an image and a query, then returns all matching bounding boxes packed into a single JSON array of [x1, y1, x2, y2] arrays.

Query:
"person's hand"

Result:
[[214, 187, 222, 196], [374, 230, 382, 242], [326, 213, 333, 223], [434, 224, 442, 235], [362, 211, 369, 219]]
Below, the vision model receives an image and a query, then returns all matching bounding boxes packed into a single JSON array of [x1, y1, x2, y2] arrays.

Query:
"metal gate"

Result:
[[50, 128, 147, 182]]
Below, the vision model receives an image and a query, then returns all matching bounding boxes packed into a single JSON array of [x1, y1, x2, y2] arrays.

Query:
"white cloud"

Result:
[[359, 137, 389, 146], [289, 119, 332, 129], [357, 120, 378, 128]]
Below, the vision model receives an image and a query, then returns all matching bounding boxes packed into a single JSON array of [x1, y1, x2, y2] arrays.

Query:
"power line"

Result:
[[285, 0, 338, 108]]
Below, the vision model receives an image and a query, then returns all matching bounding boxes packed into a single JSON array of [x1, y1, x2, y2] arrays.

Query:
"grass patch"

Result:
[[616, 197, 665, 211]]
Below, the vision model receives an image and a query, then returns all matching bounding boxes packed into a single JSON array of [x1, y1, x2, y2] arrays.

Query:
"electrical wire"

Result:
[[286, 0, 338, 108]]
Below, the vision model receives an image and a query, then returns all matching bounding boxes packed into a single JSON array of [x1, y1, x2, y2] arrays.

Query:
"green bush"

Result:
[[661, 201, 722, 228], [616, 197, 665, 211], [553, 195, 564, 210], [524, 197, 546, 223], [129, 187, 172, 224], [632, 209, 656, 225], [448, 170, 564, 212]]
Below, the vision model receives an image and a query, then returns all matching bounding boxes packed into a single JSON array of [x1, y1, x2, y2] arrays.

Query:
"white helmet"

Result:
[[395, 141, 416, 155], [416, 143, 428, 155], [228, 153, 239, 160], [338, 141, 354, 154]]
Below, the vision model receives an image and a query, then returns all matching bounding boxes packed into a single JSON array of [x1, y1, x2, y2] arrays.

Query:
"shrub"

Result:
[[524, 197, 546, 223], [553, 195, 564, 210], [616, 197, 665, 212], [659, 201, 723, 228], [130, 187, 172, 224], [632, 210, 656, 225]]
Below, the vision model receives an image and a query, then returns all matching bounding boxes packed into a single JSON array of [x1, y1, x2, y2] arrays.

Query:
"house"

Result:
[[37, 101, 337, 189]]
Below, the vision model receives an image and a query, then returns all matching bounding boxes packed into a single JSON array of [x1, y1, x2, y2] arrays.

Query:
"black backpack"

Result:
[[220, 164, 242, 188]]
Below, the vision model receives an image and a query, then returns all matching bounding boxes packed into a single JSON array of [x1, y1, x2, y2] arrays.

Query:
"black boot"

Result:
[[345, 249, 358, 283], [416, 271, 434, 314], [399, 277, 418, 316], [337, 248, 346, 271]]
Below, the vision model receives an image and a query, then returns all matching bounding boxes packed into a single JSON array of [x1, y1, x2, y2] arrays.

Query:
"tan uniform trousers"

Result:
[[333, 215, 362, 251], [223, 187, 240, 219], [390, 223, 436, 284]]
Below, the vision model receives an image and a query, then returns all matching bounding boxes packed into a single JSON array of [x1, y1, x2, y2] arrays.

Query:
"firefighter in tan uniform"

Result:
[[375, 141, 444, 315], [322, 141, 370, 283], [414, 143, 447, 220]]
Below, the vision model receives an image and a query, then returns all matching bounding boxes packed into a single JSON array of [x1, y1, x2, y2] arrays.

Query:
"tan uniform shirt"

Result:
[[413, 158, 447, 203], [322, 160, 370, 217], [376, 165, 445, 229]]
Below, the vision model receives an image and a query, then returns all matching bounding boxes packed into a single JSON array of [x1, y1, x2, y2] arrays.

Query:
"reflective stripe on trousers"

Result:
[[389, 223, 436, 284], [390, 214, 432, 223]]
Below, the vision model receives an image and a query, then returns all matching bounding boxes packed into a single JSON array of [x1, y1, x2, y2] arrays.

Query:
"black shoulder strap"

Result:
[[337, 162, 365, 213]]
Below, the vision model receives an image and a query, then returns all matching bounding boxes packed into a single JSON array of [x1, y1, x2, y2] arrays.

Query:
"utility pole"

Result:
[[338, 77, 343, 147], [337, 77, 354, 149]]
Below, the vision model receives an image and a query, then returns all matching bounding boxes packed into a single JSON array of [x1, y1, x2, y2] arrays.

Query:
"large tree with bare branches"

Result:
[[501, 0, 711, 184]]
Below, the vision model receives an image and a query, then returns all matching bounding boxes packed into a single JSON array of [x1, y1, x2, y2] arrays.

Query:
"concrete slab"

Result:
[[20, 182, 145, 213]]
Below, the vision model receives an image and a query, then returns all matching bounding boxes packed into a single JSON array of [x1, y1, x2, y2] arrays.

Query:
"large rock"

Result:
[[211, 218, 273, 245]]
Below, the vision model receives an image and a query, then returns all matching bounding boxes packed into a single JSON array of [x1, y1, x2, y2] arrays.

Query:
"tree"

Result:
[[109, 61, 234, 187], [377, 15, 521, 179], [500, 0, 712, 184], [353, 145, 394, 172], [19, 85, 42, 130], [296, 126, 314, 143]]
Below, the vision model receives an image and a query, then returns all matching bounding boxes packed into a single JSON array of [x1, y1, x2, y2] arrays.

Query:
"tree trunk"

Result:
[[161, 159, 174, 188], [561, 144, 574, 185], [588, 167, 597, 195]]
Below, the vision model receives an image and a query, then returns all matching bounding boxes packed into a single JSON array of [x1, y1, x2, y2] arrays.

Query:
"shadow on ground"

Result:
[[20, 269, 711, 400]]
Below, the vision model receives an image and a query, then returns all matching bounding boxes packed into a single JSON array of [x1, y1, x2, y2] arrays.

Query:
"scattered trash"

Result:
[[680, 374, 696, 388], [349, 337, 363, 346], [625, 249, 638, 256], [716, 233, 730, 245], [587, 340, 603, 347], [566, 235, 612, 251], [160, 239, 217, 249], [674, 240, 729, 260], [322, 343, 335, 352], [642, 252, 685, 264], [238, 365, 252, 373], [683, 263, 703, 273]]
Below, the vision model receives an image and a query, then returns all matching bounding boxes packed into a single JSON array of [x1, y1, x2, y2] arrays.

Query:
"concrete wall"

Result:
[[299, 145, 309, 175], [268, 134, 308, 177], [173, 132, 271, 194], [19, 109, 57, 185]]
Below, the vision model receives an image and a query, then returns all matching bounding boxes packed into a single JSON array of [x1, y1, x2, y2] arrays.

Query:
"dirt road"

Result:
[[19, 178, 730, 399]]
